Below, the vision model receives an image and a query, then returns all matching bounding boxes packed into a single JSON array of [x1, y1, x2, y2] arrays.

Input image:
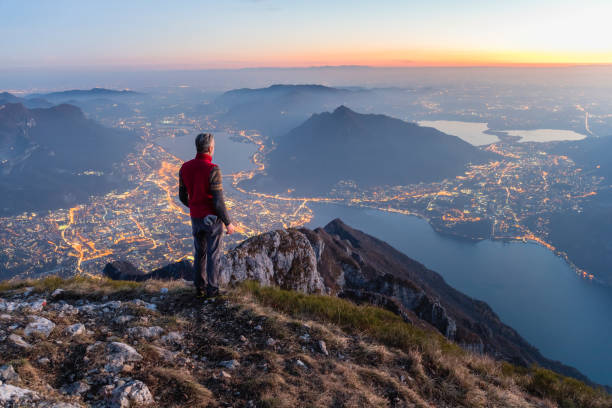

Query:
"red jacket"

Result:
[[179, 153, 219, 219]]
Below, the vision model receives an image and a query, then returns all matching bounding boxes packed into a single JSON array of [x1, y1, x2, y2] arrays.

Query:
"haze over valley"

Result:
[[2, 1, 612, 403]]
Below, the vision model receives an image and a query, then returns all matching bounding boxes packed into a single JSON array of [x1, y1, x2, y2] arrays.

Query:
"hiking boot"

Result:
[[206, 286, 220, 298]]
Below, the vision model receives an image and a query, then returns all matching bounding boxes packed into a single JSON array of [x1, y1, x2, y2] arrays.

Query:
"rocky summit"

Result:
[[0, 221, 610, 407], [107, 219, 589, 383]]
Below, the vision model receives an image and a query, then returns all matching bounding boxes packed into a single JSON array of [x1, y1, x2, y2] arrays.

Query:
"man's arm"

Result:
[[178, 167, 189, 207], [209, 166, 232, 227]]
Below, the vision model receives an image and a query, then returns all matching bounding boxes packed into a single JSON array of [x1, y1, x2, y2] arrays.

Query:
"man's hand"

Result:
[[226, 223, 235, 235]]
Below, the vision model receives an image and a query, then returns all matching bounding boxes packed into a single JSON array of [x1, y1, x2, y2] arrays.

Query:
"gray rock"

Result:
[[0, 383, 38, 404], [51, 288, 64, 298], [8, 334, 32, 349], [218, 359, 240, 370], [24, 315, 56, 338], [105, 342, 143, 373], [61, 381, 90, 396], [101, 300, 122, 310], [160, 331, 183, 346], [318, 340, 329, 356], [65, 323, 86, 336], [126, 326, 163, 339], [0, 300, 17, 313], [111, 380, 154, 407], [220, 229, 325, 293], [114, 315, 134, 324], [0, 365, 19, 383], [129, 299, 156, 310], [296, 359, 307, 369], [49, 302, 77, 316], [148, 346, 177, 363], [23, 299, 46, 313], [266, 338, 276, 347]]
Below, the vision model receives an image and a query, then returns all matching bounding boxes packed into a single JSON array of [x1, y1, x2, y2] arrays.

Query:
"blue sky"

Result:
[[1, 0, 611, 68]]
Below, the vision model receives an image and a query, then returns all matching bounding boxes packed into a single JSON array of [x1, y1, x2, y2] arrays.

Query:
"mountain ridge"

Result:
[[243, 106, 496, 194], [215, 84, 370, 137], [104, 218, 591, 386], [0, 102, 137, 217]]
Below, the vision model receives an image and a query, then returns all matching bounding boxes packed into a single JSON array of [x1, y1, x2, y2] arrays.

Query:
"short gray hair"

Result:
[[195, 133, 214, 153]]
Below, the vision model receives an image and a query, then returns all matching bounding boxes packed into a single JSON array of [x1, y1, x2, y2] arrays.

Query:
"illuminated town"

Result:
[[0, 108, 606, 282]]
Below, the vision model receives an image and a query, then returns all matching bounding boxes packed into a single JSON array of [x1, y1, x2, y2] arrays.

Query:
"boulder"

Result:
[[24, 315, 56, 338], [102, 260, 146, 280], [104, 259, 193, 282], [220, 229, 325, 293], [111, 380, 154, 407], [0, 383, 38, 404]]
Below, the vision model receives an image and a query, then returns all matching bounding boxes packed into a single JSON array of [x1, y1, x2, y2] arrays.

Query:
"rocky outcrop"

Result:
[[102, 219, 588, 384], [103, 260, 193, 281], [219, 229, 325, 293]]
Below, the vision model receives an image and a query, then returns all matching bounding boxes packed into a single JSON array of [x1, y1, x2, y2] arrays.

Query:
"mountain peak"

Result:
[[331, 105, 355, 116]]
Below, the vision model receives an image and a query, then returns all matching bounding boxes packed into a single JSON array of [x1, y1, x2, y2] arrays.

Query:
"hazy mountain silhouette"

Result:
[[243, 106, 495, 194], [0, 103, 137, 215], [0, 92, 52, 109], [27, 87, 138, 101], [215, 84, 370, 137]]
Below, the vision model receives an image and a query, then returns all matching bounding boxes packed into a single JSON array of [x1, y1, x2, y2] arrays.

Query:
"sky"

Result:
[[1, 0, 612, 69]]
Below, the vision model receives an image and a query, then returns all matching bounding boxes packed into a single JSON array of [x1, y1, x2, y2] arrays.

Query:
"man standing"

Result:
[[179, 133, 235, 298]]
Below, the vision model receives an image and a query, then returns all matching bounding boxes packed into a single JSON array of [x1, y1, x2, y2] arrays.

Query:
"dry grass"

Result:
[[146, 367, 213, 407], [237, 280, 461, 357], [0, 274, 190, 300], [236, 281, 612, 408], [2, 276, 611, 408]]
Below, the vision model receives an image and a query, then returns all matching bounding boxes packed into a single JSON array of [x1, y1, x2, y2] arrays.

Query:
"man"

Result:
[[179, 133, 235, 298]]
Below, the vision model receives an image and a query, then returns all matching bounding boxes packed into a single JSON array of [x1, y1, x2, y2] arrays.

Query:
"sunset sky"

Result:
[[2, 0, 612, 69]]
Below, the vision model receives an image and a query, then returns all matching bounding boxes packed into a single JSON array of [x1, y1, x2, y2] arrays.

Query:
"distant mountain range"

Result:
[[0, 102, 137, 215], [215, 84, 371, 137], [243, 106, 495, 194], [0, 92, 52, 109], [26, 87, 138, 101]]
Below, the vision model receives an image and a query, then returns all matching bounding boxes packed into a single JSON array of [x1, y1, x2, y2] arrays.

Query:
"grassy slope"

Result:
[[0, 276, 609, 408]]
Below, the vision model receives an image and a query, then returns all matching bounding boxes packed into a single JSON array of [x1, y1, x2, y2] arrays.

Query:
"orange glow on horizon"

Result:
[[114, 48, 612, 70]]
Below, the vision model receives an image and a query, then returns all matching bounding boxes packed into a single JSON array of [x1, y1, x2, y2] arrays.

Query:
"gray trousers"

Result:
[[191, 215, 223, 290]]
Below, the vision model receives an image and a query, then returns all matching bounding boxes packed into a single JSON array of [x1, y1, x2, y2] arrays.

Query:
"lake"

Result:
[[155, 131, 257, 174], [419, 120, 588, 145], [418, 120, 499, 146], [505, 129, 587, 143], [307, 203, 612, 386]]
